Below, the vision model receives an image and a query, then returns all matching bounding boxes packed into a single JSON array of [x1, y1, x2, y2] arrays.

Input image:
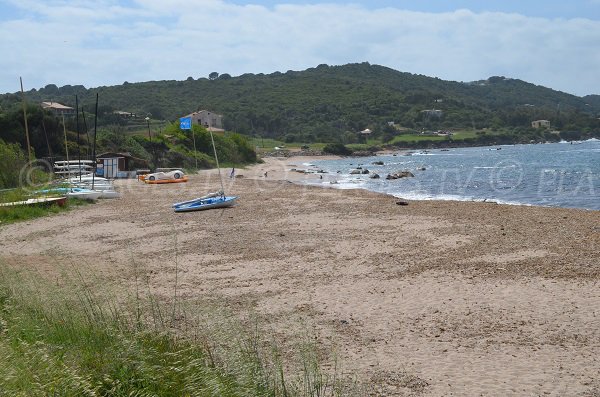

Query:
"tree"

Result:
[[0, 139, 27, 188], [209, 72, 219, 80]]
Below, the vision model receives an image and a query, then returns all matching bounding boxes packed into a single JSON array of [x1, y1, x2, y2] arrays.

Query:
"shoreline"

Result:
[[1, 157, 599, 395], [242, 154, 599, 212]]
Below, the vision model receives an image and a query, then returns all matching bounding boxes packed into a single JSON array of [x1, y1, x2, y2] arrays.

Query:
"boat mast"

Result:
[[92, 93, 98, 190], [61, 113, 72, 185], [19, 77, 33, 179], [209, 130, 225, 196], [41, 119, 52, 158], [75, 95, 81, 182], [82, 108, 91, 157]]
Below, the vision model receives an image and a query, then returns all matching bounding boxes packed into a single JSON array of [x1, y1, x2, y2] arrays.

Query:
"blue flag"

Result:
[[180, 117, 192, 130]]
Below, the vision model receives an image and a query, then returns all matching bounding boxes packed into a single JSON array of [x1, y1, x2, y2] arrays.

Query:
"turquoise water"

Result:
[[307, 139, 600, 210]]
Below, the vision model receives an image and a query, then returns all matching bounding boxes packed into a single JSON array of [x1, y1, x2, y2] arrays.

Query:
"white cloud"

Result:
[[1, 1, 599, 96]]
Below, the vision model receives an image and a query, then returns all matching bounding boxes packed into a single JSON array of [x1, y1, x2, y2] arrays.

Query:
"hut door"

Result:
[[104, 158, 119, 178]]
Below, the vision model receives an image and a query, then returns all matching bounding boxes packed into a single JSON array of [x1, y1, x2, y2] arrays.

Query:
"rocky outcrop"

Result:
[[352, 150, 376, 157], [386, 171, 415, 180]]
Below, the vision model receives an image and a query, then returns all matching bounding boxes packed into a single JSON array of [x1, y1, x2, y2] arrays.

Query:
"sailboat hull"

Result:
[[173, 196, 238, 212], [0, 197, 67, 207], [36, 187, 102, 201]]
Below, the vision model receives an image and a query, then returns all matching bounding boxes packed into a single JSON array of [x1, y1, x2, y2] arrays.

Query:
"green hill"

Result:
[[1, 62, 599, 152]]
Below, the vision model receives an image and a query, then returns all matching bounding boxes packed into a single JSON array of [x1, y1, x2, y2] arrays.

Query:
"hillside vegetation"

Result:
[[1, 62, 599, 160]]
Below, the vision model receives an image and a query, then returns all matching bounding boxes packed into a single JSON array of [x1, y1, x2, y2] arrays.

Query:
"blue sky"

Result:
[[227, 0, 600, 20], [1, 0, 599, 96]]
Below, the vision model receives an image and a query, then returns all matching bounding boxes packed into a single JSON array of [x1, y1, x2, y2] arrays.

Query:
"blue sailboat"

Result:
[[173, 191, 237, 212], [172, 129, 238, 212]]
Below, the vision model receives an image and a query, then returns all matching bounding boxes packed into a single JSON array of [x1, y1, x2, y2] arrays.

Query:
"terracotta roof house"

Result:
[[41, 101, 76, 116]]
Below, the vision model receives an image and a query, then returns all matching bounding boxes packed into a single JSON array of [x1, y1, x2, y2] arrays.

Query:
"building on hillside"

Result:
[[41, 101, 76, 116], [183, 110, 224, 131], [113, 110, 137, 119], [531, 120, 550, 128], [421, 109, 443, 118], [360, 128, 373, 135]]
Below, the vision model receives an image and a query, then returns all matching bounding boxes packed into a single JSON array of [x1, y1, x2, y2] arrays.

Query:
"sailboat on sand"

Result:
[[172, 129, 237, 212]]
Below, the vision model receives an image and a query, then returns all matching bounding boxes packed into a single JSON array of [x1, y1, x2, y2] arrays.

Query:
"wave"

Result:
[[306, 140, 599, 210]]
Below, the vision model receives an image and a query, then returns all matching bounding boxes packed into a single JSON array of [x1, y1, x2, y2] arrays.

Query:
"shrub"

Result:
[[0, 139, 28, 189], [322, 143, 353, 156]]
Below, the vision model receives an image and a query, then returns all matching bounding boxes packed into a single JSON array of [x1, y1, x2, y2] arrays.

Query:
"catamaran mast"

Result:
[[61, 113, 71, 184], [92, 93, 98, 190], [209, 130, 225, 196], [75, 95, 81, 182]]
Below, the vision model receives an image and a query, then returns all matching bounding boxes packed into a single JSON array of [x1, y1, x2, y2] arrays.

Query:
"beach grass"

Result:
[[0, 189, 91, 225], [0, 263, 360, 396]]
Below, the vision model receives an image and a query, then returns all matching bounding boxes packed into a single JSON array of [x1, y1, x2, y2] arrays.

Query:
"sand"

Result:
[[1, 155, 599, 396]]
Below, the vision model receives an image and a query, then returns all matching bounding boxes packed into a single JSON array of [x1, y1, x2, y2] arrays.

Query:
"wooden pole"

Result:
[[19, 77, 34, 182], [192, 127, 198, 169]]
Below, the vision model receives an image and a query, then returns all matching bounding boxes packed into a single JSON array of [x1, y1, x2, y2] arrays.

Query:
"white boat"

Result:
[[72, 183, 113, 191], [67, 184, 118, 199], [69, 175, 109, 182], [0, 196, 67, 207], [54, 161, 93, 174], [66, 189, 102, 201], [54, 160, 94, 165], [67, 175, 115, 193], [99, 190, 121, 199], [36, 187, 102, 201], [54, 166, 90, 175]]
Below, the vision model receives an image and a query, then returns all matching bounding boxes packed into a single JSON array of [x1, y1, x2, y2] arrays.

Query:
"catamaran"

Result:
[[172, 129, 238, 212]]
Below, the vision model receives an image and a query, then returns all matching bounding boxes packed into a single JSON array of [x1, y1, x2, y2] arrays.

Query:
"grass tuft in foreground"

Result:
[[0, 265, 360, 396]]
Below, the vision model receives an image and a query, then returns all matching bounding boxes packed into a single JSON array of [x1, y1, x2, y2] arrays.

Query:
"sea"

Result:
[[303, 139, 600, 211]]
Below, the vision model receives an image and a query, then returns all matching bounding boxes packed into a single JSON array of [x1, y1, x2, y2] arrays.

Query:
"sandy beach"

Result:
[[1, 155, 599, 396]]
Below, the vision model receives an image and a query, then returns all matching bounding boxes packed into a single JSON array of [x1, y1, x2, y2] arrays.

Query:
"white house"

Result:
[[531, 120, 550, 128], [421, 109, 443, 117]]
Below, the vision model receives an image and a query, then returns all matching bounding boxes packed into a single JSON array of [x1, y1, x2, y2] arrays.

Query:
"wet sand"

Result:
[[1, 155, 599, 396]]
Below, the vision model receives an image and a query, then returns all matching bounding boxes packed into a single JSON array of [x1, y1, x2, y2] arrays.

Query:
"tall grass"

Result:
[[0, 191, 90, 225], [0, 263, 361, 396]]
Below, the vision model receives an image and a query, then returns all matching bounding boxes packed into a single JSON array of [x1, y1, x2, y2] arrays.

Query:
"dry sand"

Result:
[[1, 155, 599, 396]]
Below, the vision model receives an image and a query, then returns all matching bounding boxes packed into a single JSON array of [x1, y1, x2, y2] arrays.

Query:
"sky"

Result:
[[1, 0, 600, 97]]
